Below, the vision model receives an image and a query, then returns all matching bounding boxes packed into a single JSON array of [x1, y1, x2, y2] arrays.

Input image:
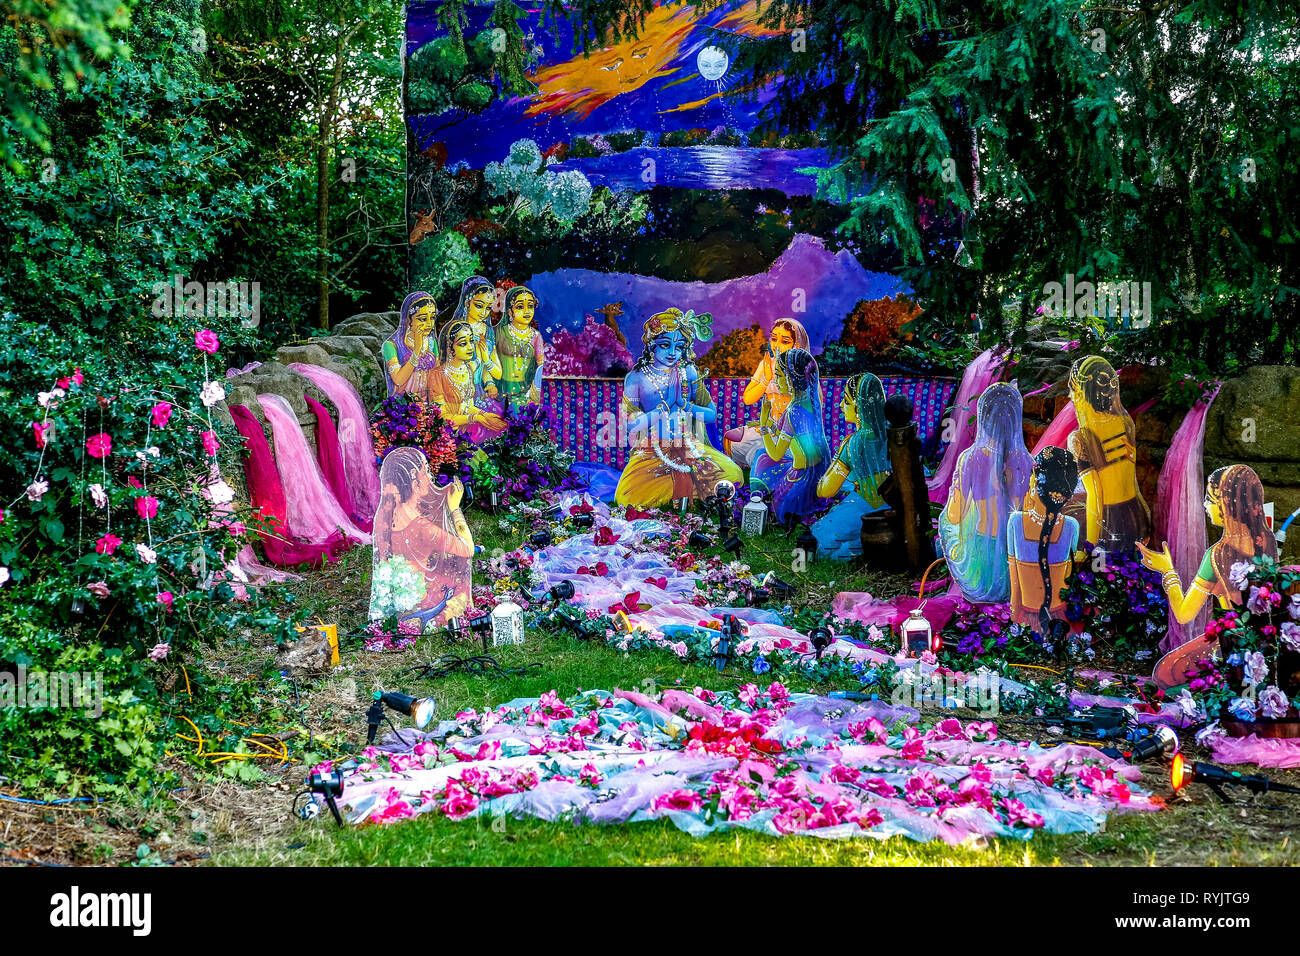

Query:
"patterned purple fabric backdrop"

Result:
[[543, 376, 958, 469]]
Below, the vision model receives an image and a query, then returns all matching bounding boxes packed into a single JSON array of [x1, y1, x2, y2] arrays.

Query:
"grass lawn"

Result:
[[11, 510, 1300, 867], [203, 513, 1300, 867]]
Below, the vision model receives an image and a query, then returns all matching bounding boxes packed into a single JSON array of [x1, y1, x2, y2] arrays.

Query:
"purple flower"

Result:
[[1244, 650, 1268, 685], [1228, 561, 1252, 592], [1228, 697, 1257, 722], [1259, 685, 1291, 720], [1281, 622, 1300, 652]]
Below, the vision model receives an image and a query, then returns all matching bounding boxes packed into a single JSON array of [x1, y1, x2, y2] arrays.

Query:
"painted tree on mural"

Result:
[[551, 0, 1300, 373]]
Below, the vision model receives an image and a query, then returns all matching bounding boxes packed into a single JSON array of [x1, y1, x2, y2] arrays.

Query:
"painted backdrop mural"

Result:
[[404, 0, 924, 379]]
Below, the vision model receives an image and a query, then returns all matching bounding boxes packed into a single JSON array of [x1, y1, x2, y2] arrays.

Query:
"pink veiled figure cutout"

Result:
[[1154, 391, 1217, 651], [370, 447, 475, 632], [927, 347, 1008, 504]]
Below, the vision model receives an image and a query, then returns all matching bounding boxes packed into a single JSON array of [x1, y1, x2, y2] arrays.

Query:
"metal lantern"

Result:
[[741, 493, 768, 536], [491, 600, 525, 646], [901, 608, 933, 657]]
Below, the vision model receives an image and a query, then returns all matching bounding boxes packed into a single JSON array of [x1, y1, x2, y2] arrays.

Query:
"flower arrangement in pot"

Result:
[[1194, 556, 1300, 738]]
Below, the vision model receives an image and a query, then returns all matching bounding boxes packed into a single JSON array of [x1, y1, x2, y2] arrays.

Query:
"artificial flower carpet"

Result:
[[328, 684, 1159, 843]]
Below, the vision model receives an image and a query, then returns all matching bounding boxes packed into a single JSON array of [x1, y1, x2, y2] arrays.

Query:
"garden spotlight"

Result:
[[366, 690, 436, 746], [688, 530, 713, 550], [809, 625, 833, 659], [307, 769, 345, 827], [547, 580, 576, 603], [1170, 753, 1300, 803], [722, 533, 743, 558]]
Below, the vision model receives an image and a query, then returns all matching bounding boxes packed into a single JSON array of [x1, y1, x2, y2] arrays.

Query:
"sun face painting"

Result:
[[523, 2, 697, 121], [405, 0, 791, 168]]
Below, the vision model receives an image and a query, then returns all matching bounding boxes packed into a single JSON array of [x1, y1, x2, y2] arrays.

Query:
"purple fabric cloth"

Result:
[[1210, 734, 1300, 769], [333, 686, 1159, 841]]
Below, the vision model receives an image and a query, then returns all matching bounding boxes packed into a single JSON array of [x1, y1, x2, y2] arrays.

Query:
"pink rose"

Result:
[[148, 643, 171, 661], [201, 430, 220, 456], [95, 533, 122, 555], [32, 421, 52, 449], [195, 329, 220, 353], [151, 401, 173, 428], [85, 432, 113, 459], [88, 581, 110, 598], [156, 591, 174, 612], [135, 496, 159, 520], [650, 789, 703, 813]]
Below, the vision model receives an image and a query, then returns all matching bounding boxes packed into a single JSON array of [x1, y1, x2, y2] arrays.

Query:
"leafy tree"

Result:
[[204, 0, 406, 330], [0, 0, 131, 169], [0, 0, 304, 795]]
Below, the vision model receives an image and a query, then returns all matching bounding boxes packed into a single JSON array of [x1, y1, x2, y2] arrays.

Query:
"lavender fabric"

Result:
[[1210, 734, 1300, 769], [288, 363, 382, 521], [927, 348, 1008, 504], [333, 687, 1160, 842]]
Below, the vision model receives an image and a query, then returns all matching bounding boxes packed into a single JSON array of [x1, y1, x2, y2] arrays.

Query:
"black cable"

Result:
[[2, 855, 68, 867], [384, 713, 413, 749]]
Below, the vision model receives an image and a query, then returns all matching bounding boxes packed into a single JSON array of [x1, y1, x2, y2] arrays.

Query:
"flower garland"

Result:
[[321, 684, 1159, 840]]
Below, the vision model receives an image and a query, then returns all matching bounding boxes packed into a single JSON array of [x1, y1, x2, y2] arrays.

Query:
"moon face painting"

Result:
[[696, 45, 730, 81]]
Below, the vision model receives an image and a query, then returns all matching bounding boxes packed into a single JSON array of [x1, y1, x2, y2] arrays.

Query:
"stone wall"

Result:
[[1204, 366, 1300, 532]]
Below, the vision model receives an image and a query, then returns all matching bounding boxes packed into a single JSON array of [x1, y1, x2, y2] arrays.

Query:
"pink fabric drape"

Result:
[[1210, 734, 1300, 769], [228, 403, 350, 568], [927, 348, 1007, 503], [305, 395, 373, 532], [831, 579, 965, 638], [287, 363, 381, 521], [1154, 390, 1218, 651], [258, 393, 371, 548], [235, 545, 303, 583]]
